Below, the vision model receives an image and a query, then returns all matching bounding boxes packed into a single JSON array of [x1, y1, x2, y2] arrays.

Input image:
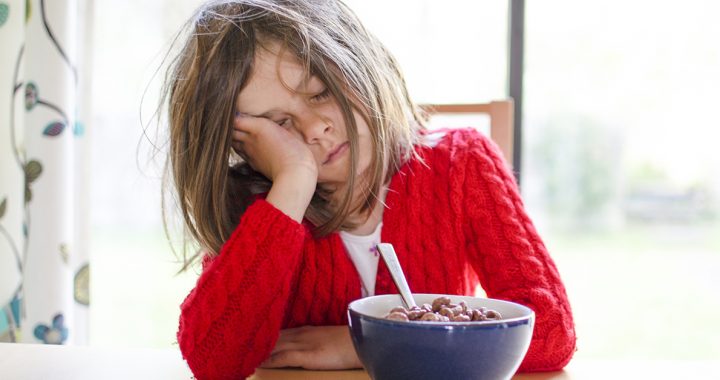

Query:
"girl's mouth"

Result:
[[323, 142, 349, 165]]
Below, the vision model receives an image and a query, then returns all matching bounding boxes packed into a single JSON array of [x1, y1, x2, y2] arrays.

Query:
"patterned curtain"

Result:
[[0, 0, 91, 345]]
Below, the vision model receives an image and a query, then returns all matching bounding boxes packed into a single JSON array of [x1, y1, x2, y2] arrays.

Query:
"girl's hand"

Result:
[[232, 113, 318, 182], [259, 326, 363, 370], [232, 113, 318, 222]]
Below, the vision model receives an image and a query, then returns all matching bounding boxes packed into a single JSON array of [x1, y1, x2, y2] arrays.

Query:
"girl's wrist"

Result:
[[266, 170, 317, 223]]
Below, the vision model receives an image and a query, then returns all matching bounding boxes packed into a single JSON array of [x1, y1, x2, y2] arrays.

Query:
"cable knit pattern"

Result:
[[177, 128, 576, 380]]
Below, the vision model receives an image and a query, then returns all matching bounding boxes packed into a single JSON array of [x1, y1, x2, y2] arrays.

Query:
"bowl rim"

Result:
[[348, 293, 535, 329]]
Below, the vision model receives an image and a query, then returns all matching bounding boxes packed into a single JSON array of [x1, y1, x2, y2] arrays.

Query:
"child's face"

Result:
[[235, 43, 373, 188]]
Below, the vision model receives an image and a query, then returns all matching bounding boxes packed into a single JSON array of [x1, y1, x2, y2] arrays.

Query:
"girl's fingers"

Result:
[[233, 111, 264, 134], [271, 330, 300, 347], [270, 340, 305, 354], [273, 327, 307, 347], [260, 350, 306, 369], [231, 143, 244, 156], [277, 326, 310, 341], [231, 144, 255, 167], [232, 129, 249, 142], [234, 111, 286, 135]]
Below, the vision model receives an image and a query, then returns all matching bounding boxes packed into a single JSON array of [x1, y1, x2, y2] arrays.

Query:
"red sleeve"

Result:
[[459, 130, 577, 371], [177, 199, 307, 380]]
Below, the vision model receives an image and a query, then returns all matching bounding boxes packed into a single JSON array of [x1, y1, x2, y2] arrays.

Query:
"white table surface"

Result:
[[0, 343, 192, 380], [1, 342, 719, 380]]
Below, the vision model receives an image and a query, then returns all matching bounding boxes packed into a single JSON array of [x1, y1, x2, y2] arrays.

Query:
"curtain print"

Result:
[[0, 0, 90, 345], [0, 0, 27, 344]]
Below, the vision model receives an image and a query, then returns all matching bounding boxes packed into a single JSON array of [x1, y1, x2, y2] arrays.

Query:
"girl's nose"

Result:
[[300, 113, 333, 144]]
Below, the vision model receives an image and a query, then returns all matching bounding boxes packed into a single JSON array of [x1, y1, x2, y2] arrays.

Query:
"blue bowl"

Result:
[[348, 294, 534, 380]]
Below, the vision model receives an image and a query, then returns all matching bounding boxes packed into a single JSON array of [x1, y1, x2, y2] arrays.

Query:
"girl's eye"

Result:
[[310, 88, 331, 103], [275, 119, 290, 127]]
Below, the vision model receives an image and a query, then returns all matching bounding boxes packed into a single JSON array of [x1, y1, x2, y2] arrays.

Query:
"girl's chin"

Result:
[[315, 177, 343, 192], [317, 168, 349, 184], [317, 163, 370, 190]]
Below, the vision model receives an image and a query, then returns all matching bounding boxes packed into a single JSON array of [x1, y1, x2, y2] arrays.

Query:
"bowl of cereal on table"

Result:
[[347, 293, 534, 380]]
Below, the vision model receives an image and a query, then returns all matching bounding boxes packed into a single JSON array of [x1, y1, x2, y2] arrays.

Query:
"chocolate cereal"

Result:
[[383, 296, 502, 322]]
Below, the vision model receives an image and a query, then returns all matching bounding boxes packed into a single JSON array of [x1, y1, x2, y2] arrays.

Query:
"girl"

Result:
[[163, 1, 576, 379]]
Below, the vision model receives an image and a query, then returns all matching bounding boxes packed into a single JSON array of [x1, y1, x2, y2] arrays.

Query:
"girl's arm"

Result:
[[177, 170, 315, 380], [459, 130, 576, 371], [179, 108, 321, 379]]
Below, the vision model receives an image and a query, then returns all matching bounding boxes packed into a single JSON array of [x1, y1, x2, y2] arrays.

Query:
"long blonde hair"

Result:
[[161, 0, 426, 269]]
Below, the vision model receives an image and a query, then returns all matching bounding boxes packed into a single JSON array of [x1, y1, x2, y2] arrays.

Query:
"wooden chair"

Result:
[[420, 100, 514, 166]]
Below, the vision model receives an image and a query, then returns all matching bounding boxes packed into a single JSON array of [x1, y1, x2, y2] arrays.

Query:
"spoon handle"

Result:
[[376, 243, 417, 309]]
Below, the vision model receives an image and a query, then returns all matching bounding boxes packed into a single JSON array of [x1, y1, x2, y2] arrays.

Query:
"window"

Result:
[[346, 0, 509, 104], [523, 0, 720, 359], [89, 0, 201, 347]]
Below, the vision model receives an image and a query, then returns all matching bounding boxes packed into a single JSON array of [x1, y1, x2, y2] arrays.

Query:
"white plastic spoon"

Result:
[[376, 243, 418, 309]]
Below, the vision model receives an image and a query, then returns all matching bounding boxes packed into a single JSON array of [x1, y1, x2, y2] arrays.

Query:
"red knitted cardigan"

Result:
[[177, 128, 576, 380]]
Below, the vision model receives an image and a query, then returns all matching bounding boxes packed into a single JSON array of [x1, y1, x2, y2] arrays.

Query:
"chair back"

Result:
[[420, 100, 514, 166]]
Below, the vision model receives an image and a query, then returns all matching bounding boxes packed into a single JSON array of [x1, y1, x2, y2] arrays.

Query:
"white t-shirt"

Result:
[[339, 222, 382, 298]]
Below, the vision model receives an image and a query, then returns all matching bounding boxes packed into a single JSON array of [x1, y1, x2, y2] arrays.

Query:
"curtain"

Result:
[[0, 0, 91, 345]]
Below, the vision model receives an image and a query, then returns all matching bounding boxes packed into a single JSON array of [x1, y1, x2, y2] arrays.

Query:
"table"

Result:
[[0, 343, 717, 379]]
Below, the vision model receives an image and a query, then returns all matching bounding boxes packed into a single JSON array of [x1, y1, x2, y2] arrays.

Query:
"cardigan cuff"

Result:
[[233, 198, 308, 251]]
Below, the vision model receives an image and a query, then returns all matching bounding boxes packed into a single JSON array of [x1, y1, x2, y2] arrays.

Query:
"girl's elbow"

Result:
[[180, 343, 253, 380], [519, 325, 577, 372]]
